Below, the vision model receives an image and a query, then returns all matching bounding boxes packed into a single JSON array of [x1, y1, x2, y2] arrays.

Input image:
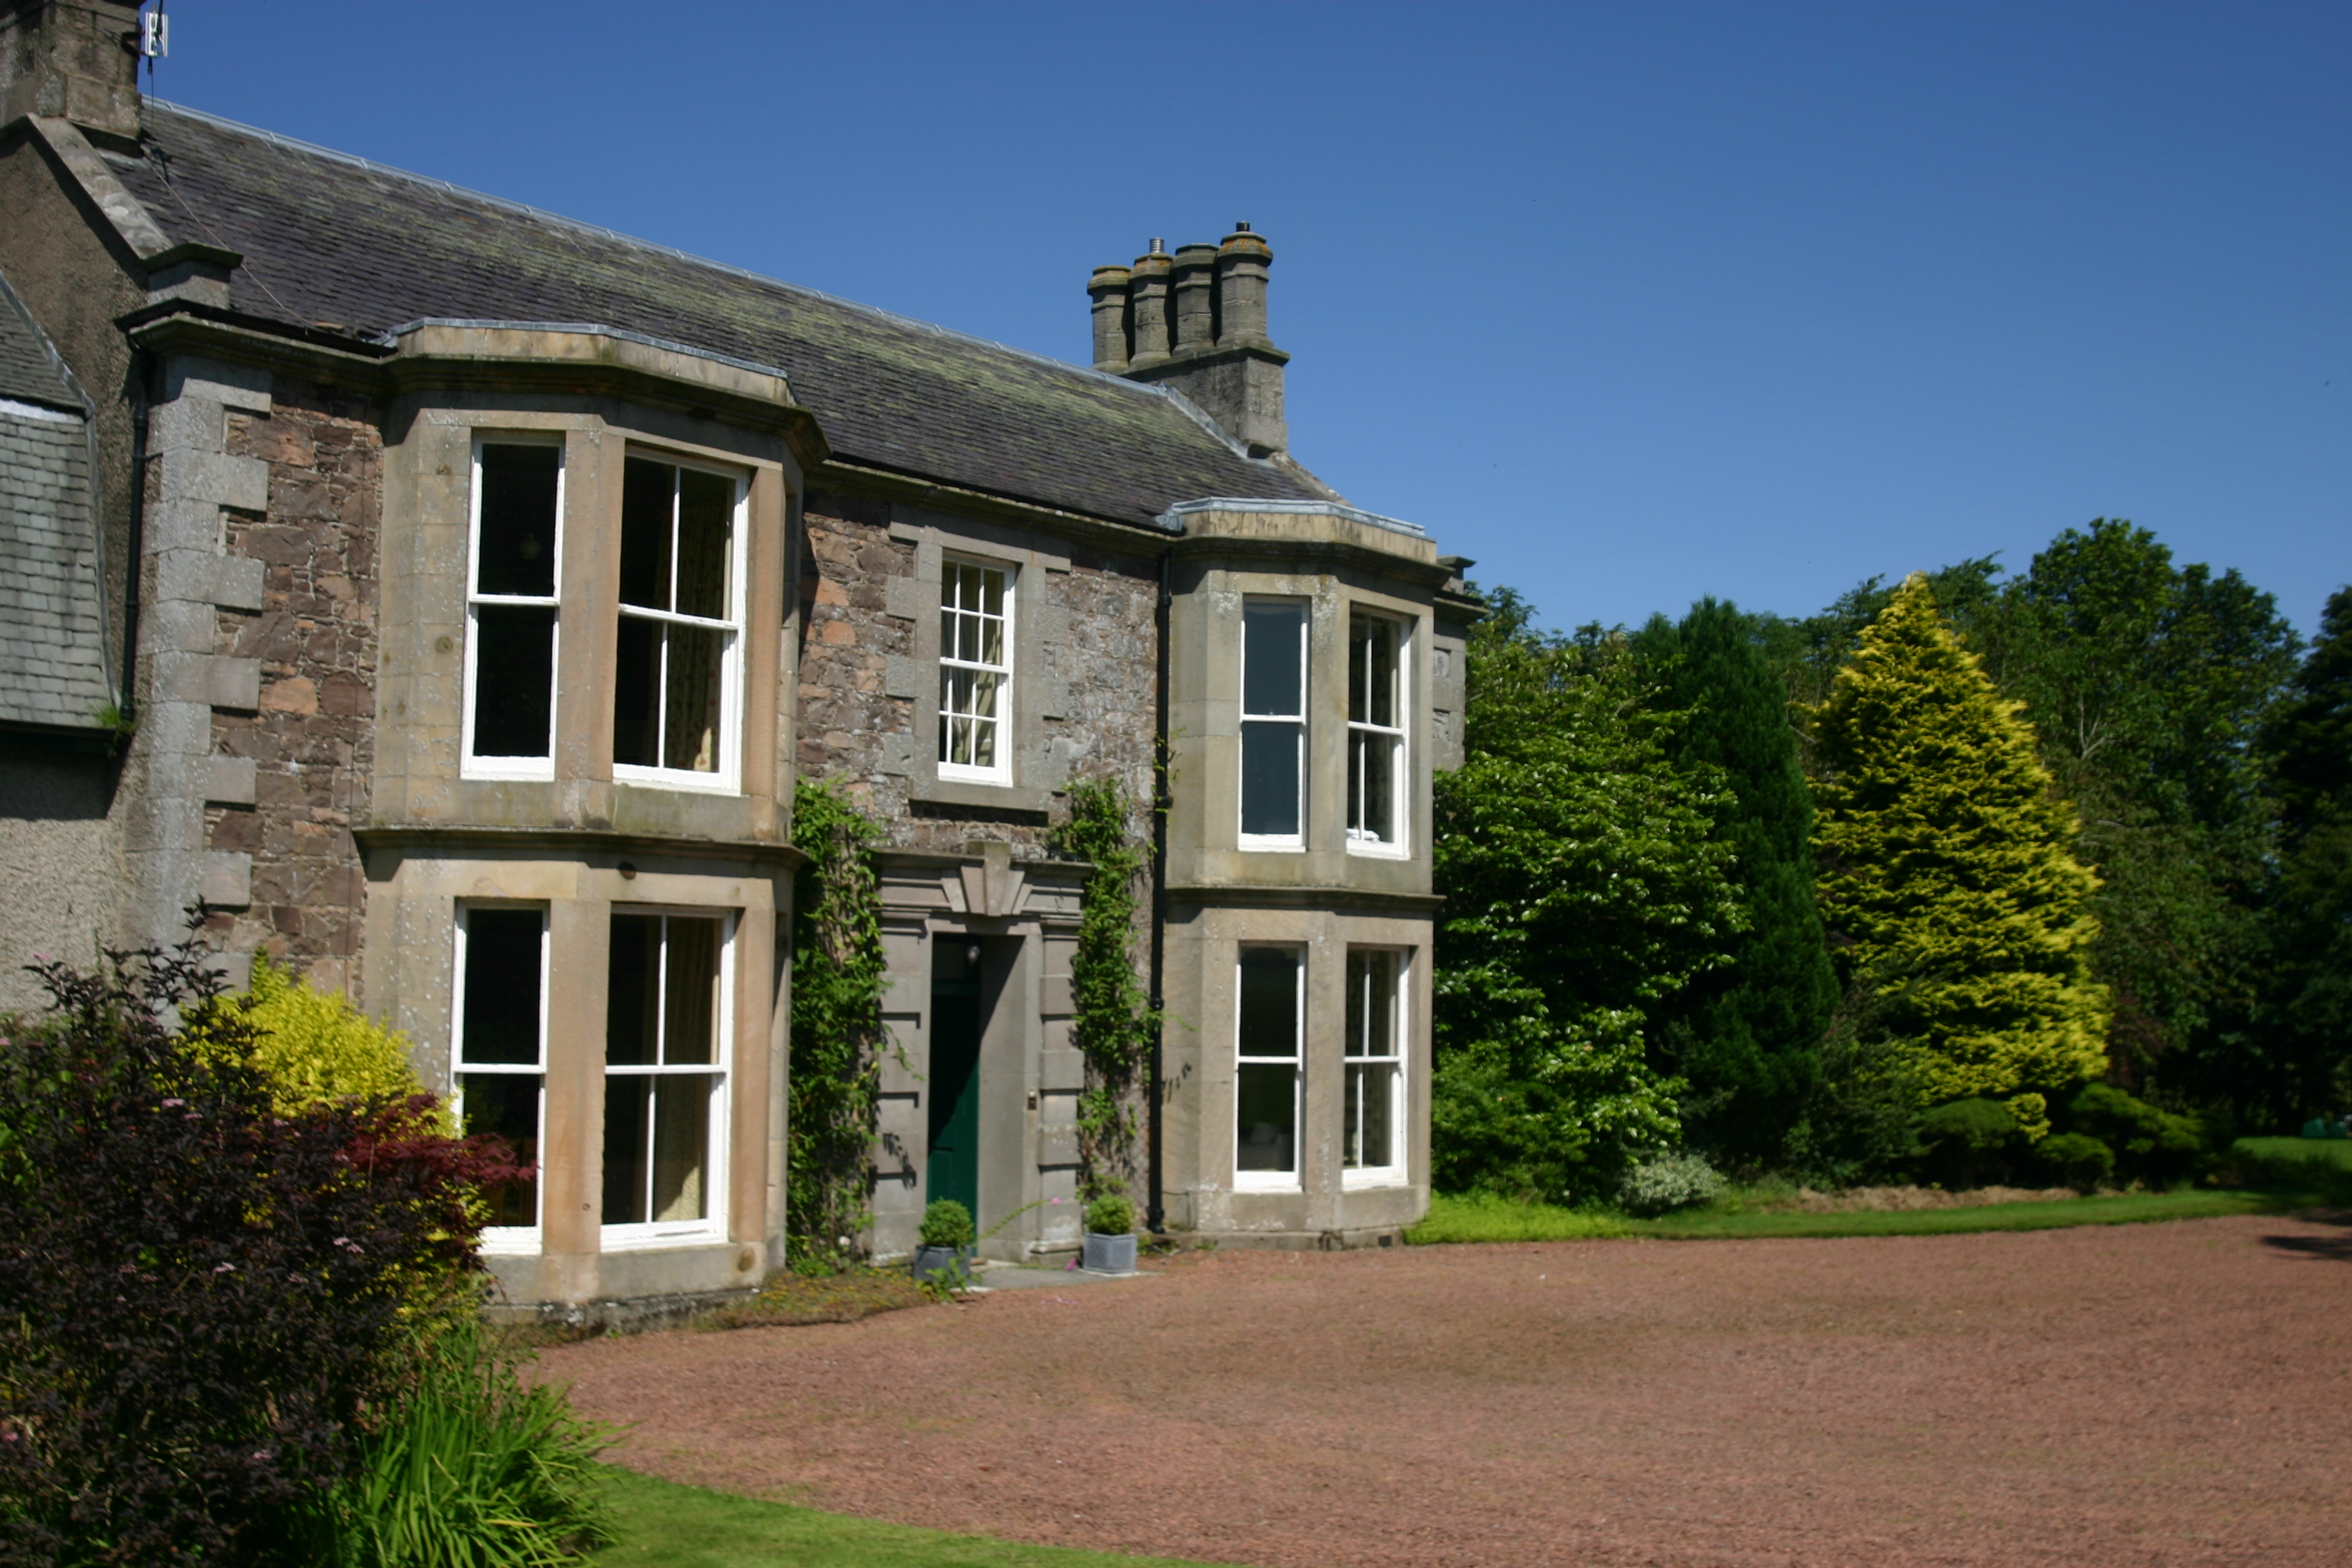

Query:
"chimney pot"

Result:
[[1126, 247, 1174, 368], [1086, 264, 1132, 371], [0, 0, 144, 147], [1215, 227, 1274, 348], [1170, 242, 1219, 353]]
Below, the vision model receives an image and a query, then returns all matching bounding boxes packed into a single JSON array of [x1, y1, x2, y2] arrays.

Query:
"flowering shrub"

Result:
[[1616, 1152, 1726, 1217], [0, 934, 528, 1566]]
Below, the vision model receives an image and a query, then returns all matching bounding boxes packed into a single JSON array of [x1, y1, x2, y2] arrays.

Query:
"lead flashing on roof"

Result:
[[1158, 496, 1430, 540], [381, 319, 798, 392]]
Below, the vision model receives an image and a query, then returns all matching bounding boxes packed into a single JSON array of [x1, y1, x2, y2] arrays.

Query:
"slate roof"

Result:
[[0, 270, 113, 732], [109, 102, 1328, 530]]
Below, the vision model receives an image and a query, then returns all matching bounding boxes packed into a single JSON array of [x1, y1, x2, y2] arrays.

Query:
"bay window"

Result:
[[603, 910, 731, 1241], [1235, 946, 1303, 1187], [464, 439, 562, 776], [1240, 599, 1307, 846], [615, 456, 743, 789]]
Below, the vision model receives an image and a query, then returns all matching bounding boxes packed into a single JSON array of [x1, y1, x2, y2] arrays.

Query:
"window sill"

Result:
[[462, 760, 556, 782], [612, 766, 741, 796], [1345, 838, 1410, 860], [1232, 1174, 1302, 1194], [1238, 837, 1305, 853], [1343, 1170, 1410, 1191], [479, 1227, 544, 1255], [916, 774, 1048, 812], [599, 1223, 727, 1252]]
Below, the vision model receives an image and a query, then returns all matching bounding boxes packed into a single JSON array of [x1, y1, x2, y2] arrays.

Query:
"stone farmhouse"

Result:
[[0, 2, 1477, 1317]]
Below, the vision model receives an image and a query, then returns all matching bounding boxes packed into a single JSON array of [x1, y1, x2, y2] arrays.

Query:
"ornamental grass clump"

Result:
[[293, 1315, 616, 1567], [1617, 1152, 1725, 1217]]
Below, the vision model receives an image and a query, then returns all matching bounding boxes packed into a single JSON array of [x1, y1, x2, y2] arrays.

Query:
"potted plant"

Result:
[[913, 1198, 975, 1283], [1080, 1193, 1137, 1274]]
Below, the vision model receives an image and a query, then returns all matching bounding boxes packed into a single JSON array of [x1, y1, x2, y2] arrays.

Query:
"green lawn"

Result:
[[1405, 1186, 2292, 1246], [591, 1466, 1238, 1568]]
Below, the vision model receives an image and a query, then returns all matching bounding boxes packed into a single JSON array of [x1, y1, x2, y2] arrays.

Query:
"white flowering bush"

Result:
[[1617, 1152, 1725, 1217]]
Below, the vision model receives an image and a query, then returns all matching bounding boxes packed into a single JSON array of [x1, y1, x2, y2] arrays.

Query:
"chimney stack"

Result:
[[1, 1, 145, 149], [1085, 223, 1290, 458]]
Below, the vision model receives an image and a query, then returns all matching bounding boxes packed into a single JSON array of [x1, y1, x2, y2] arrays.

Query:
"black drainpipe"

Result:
[[1145, 546, 1171, 1235]]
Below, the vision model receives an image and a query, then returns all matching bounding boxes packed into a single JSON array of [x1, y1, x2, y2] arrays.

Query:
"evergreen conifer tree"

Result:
[[2246, 587, 2352, 1123], [1811, 573, 2109, 1135], [1638, 599, 1837, 1164]]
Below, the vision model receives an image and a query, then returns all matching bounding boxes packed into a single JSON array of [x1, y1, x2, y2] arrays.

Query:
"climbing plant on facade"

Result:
[[1811, 573, 2110, 1138], [787, 779, 890, 1269], [1048, 776, 1158, 1200]]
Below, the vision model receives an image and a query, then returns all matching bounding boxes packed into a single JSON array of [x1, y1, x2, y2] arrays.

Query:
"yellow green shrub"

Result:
[[237, 954, 436, 1121]]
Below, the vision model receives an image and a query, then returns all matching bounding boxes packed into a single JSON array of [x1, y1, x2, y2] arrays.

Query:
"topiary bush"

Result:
[[2034, 1131, 2115, 1194], [0, 934, 531, 1566], [2067, 1083, 2207, 1187], [1083, 1194, 1135, 1236], [1916, 1096, 2022, 1187], [916, 1198, 973, 1249], [1617, 1152, 1725, 1217]]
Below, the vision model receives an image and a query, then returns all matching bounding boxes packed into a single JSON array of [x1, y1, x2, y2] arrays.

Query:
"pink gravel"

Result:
[[546, 1213, 2352, 1566]]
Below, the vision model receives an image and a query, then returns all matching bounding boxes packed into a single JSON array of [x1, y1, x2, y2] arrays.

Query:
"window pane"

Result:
[[459, 1072, 541, 1224], [1345, 1063, 1396, 1169], [675, 469, 733, 619], [1351, 616, 1397, 727], [476, 444, 558, 598], [1240, 721, 1301, 838], [613, 615, 661, 767], [619, 458, 674, 611], [471, 605, 554, 757], [462, 909, 544, 1064], [1243, 601, 1304, 717], [652, 1075, 713, 1222], [1238, 947, 1300, 1057], [662, 624, 725, 773], [1359, 732, 1396, 842], [601, 1074, 651, 1224], [606, 914, 659, 1066], [1236, 1063, 1297, 1172], [662, 917, 722, 1066]]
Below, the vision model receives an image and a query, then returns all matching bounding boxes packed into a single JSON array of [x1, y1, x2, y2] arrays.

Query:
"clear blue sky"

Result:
[[151, 2, 2347, 637]]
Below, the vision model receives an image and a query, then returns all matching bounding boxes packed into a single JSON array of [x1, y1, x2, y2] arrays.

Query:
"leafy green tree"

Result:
[[2241, 587, 2352, 1125], [1811, 573, 2109, 1135], [1432, 588, 1743, 1200], [1982, 521, 2299, 1083], [1633, 599, 1837, 1165]]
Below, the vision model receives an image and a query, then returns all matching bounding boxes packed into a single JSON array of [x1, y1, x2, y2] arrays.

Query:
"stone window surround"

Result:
[[361, 847, 782, 1302], [386, 403, 790, 810], [880, 507, 1074, 815]]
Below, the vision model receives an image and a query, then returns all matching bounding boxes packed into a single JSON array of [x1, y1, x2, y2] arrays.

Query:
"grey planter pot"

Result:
[[1081, 1231, 1137, 1274], [911, 1244, 973, 1283]]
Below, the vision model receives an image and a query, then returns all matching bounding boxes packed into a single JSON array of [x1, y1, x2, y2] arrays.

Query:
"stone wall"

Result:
[[796, 488, 1161, 852], [204, 378, 382, 995]]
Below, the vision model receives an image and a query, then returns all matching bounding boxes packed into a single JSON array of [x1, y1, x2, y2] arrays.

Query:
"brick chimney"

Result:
[[2, 1, 145, 148], [1089, 223, 1291, 458]]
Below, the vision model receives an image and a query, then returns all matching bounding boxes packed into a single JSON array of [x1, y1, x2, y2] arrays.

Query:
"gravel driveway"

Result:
[[547, 1213, 2352, 1566]]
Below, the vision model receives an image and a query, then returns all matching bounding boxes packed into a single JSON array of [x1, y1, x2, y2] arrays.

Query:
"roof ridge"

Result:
[[139, 98, 1174, 406]]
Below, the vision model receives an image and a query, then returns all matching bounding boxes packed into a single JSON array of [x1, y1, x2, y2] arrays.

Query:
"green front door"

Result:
[[927, 976, 982, 1220]]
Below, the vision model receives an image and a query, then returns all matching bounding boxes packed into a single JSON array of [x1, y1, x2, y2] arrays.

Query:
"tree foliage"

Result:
[[786, 779, 890, 1268], [1634, 599, 1837, 1165], [1811, 573, 2109, 1135], [2239, 587, 2352, 1125], [0, 934, 524, 1566], [1046, 778, 1158, 1201], [1431, 588, 1742, 1199]]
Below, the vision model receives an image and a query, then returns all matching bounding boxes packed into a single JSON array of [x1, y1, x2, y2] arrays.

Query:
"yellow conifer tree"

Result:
[[1812, 573, 2109, 1136]]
